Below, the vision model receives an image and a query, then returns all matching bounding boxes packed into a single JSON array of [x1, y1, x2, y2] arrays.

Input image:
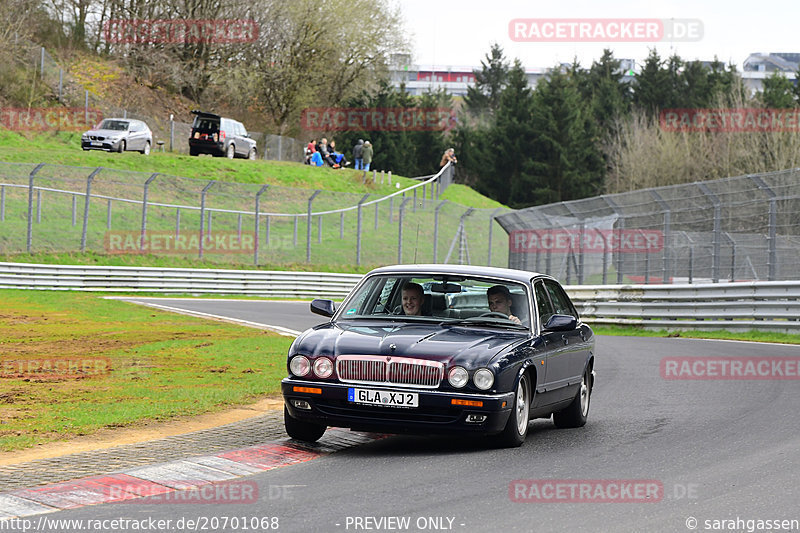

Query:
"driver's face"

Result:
[[488, 294, 512, 316], [402, 289, 422, 315]]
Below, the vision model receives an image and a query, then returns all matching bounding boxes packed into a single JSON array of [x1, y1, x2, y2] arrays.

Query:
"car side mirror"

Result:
[[310, 299, 336, 318], [543, 314, 577, 332]]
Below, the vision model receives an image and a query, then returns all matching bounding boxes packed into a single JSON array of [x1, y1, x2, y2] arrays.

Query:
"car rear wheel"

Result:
[[553, 367, 591, 428], [247, 147, 256, 160], [226, 143, 235, 159], [284, 406, 326, 442], [494, 373, 530, 447], [141, 141, 150, 155]]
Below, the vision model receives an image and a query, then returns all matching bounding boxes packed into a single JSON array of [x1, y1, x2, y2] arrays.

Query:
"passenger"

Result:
[[487, 285, 521, 324], [401, 282, 424, 316]]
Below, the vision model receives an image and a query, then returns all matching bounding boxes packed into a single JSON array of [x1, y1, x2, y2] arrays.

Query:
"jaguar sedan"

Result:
[[81, 118, 152, 154], [281, 265, 595, 447]]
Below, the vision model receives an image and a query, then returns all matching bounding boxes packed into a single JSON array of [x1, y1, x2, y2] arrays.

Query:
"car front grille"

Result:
[[336, 355, 443, 389]]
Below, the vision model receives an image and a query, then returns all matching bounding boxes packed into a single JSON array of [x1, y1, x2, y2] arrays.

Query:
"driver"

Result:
[[487, 285, 521, 324], [401, 282, 424, 316]]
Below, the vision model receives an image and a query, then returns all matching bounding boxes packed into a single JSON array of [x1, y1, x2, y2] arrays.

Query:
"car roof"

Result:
[[365, 264, 544, 284], [191, 110, 221, 119]]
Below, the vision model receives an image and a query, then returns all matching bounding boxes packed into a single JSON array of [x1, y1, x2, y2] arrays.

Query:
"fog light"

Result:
[[291, 399, 312, 410], [466, 414, 487, 423]]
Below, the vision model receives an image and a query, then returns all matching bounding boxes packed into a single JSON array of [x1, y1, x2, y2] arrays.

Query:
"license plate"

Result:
[[348, 388, 418, 408], [91, 141, 102, 146]]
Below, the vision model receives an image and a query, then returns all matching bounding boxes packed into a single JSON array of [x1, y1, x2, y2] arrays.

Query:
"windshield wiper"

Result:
[[442, 318, 528, 330]]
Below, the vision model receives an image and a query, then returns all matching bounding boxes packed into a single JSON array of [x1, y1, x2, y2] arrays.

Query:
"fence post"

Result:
[[80, 167, 103, 253], [85, 90, 89, 124], [412, 187, 417, 212], [398, 197, 412, 263], [254, 184, 269, 265], [169, 115, 174, 152], [26, 163, 45, 253], [0, 185, 4, 221], [389, 196, 394, 222], [293, 215, 298, 247], [175, 207, 180, 238], [265, 215, 270, 245], [58, 69, 63, 101], [340, 211, 344, 239], [698, 183, 721, 283], [140, 173, 159, 250], [487, 208, 502, 266], [198, 181, 215, 259], [317, 215, 322, 244], [36, 190, 41, 223], [72, 194, 77, 226], [356, 194, 370, 266], [433, 200, 448, 263], [306, 190, 321, 263], [107, 199, 112, 229], [768, 198, 777, 280]]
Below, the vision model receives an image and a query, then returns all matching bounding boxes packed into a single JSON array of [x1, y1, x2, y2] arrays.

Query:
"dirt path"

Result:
[[0, 397, 284, 467]]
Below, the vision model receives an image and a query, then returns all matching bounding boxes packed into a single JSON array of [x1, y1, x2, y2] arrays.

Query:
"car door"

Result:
[[532, 279, 573, 405], [129, 121, 143, 150], [543, 279, 590, 388]]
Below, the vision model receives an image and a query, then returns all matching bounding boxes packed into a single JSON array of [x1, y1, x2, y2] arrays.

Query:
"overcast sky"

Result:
[[394, 0, 797, 71]]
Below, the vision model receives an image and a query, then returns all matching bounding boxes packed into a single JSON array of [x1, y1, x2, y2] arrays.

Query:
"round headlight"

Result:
[[313, 357, 333, 378], [448, 366, 468, 388], [473, 368, 494, 390], [289, 355, 311, 376]]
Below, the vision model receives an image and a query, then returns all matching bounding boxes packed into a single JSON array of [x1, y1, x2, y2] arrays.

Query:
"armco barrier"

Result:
[[1, 262, 798, 332], [0, 262, 361, 299]]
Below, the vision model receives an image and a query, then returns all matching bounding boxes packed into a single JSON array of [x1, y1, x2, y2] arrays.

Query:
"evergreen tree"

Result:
[[463, 43, 510, 119], [633, 49, 670, 114], [762, 72, 797, 108]]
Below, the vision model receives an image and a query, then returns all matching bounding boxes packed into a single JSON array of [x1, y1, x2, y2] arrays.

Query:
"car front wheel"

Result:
[[553, 367, 592, 428], [494, 373, 530, 447], [284, 406, 326, 442], [117, 140, 126, 153]]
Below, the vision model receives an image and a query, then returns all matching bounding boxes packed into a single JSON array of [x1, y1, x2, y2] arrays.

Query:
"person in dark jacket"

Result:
[[353, 139, 364, 169], [361, 140, 374, 171]]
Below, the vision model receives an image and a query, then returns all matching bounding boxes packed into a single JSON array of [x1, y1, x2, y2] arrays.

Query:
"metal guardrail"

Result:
[[0, 262, 362, 299], [1, 262, 798, 332]]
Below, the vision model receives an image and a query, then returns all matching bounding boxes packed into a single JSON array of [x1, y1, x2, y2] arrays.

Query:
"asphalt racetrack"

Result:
[[28, 298, 800, 533]]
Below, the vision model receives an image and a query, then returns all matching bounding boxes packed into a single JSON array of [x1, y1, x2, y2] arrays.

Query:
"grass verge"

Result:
[[0, 290, 293, 452], [592, 325, 800, 344]]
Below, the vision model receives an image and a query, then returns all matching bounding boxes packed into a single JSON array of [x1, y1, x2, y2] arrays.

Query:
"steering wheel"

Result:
[[478, 312, 510, 319]]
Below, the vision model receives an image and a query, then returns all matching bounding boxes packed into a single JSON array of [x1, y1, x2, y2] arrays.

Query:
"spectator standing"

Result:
[[440, 148, 457, 167], [361, 141, 374, 171], [352, 139, 364, 169]]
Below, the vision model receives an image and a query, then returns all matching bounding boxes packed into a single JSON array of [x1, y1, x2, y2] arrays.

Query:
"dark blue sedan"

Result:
[[281, 264, 595, 447]]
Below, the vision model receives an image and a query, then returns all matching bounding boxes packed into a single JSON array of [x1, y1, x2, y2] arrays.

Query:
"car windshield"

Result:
[[337, 274, 531, 329], [99, 120, 129, 131]]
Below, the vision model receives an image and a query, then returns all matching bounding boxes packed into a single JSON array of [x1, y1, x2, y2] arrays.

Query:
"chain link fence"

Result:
[[497, 168, 800, 284], [0, 162, 511, 268]]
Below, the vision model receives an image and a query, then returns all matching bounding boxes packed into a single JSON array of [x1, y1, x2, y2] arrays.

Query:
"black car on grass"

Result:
[[281, 264, 595, 447], [188, 110, 257, 159]]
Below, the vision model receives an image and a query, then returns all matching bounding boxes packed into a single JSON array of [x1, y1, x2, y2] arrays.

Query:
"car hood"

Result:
[[84, 128, 129, 137], [291, 321, 529, 367]]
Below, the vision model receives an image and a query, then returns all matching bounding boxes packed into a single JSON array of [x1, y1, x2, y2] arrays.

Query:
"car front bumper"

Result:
[[281, 378, 516, 435], [82, 139, 122, 151]]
